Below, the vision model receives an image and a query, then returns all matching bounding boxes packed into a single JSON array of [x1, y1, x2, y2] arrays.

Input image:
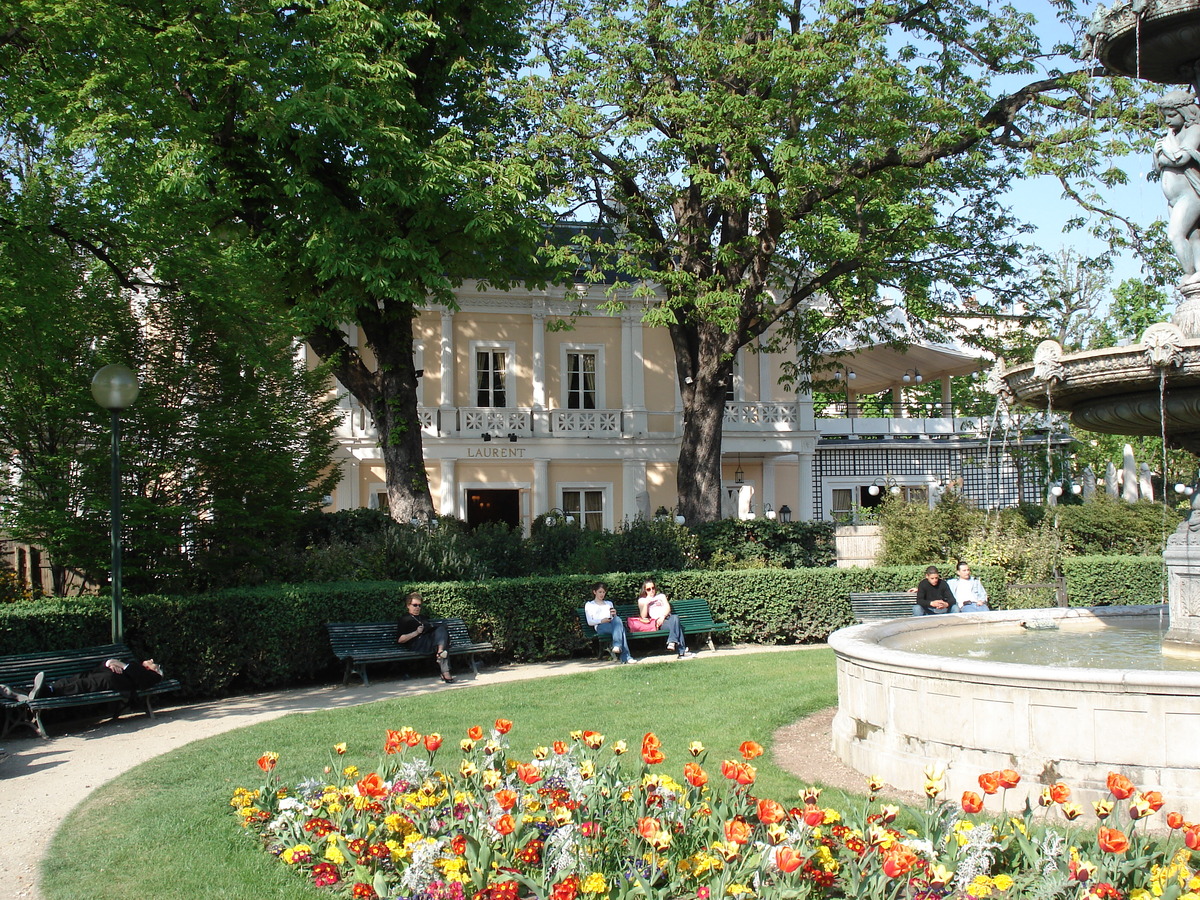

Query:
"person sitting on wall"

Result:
[[397, 591, 454, 683], [584, 582, 637, 664], [0, 658, 164, 703], [948, 560, 989, 612], [907, 565, 959, 616]]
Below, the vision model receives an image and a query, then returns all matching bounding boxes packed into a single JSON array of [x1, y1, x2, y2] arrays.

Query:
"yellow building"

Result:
[[324, 282, 1053, 530]]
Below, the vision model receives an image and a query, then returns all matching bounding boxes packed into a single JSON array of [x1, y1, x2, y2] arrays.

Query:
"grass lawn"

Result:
[[42, 648, 838, 900]]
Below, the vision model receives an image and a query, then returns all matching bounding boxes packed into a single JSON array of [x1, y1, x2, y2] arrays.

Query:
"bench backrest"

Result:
[[578, 598, 721, 635], [326, 619, 481, 657], [0, 643, 133, 690], [849, 592, 914, 621]]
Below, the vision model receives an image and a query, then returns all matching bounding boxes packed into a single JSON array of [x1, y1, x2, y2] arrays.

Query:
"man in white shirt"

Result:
[[948, 561, 989, 612], [584, 582, 637, 664]]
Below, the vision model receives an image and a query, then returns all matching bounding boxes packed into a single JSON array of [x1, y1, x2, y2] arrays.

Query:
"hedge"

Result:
[[0, 555, 1166, 701]]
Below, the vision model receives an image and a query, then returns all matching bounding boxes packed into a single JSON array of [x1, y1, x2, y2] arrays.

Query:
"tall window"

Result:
[[566, 351, 597, 409], [562, 489, 605, 531], [830, 488, 853, 523], [476, 349, 507, 407]]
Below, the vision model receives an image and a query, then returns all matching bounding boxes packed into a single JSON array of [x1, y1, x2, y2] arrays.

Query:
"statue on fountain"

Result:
[[1152, 90, 1200, 286]]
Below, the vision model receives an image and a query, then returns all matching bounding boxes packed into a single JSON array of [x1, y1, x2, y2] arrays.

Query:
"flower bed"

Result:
[[231, 722, 1200, 900]]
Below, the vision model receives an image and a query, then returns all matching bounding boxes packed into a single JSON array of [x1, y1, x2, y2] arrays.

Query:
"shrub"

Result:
[[693, 519, 836, 569], [876, 492, 983, 565]]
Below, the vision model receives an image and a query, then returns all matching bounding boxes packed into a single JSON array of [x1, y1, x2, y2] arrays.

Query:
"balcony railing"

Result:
[[723, 401, 800, 430], [551, 409, 623, 435]]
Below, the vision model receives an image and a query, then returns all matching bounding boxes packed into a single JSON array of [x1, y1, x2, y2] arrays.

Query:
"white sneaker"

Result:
[[610, 646, 620, 662], [677, 651, 696, 659], [624, 658, 640, 664]]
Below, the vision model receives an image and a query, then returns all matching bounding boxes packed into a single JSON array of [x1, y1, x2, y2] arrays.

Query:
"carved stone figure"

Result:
[[1152, 90, 1200, 284]]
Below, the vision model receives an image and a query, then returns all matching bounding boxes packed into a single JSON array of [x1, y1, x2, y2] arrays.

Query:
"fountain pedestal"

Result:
[[1164, 504, 1200, 657]]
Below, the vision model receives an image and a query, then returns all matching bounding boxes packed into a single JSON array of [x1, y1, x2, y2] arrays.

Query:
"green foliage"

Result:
[[876, 493, 984, 566], [693, 519, 836, 570], [1061, 555, 1166, 607], [0, 559, 32, 603]]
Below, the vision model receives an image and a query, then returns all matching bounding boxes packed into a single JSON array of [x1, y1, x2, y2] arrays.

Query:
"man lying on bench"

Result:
[[0, 658, 164, 701]]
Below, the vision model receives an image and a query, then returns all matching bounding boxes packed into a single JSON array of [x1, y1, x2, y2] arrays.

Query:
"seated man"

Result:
[[948, 561, 989, 612], [907, 566, 959, 616], [0, 658, 164, 702]]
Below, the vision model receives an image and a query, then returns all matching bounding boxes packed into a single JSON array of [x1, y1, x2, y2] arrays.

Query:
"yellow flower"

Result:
[[342, 765, 359, 779], [484, 740, 502, 755], [993, 874, 1014, 891], [551, 805, 572, 826], [569, 730, 583, 741], [461, 759, 479, 777], [726, 885, 754, 897], [581, 873, 607, 894], [765, 823, 787, 844], [532, 745, 549, 760], [966, 875, 995, 898], [814, 845, 838, 873], [1008, 818, 1027, 836], [325, 845, 346, 865], [688, 741, 706, 757], [334, 742, 347, 755], [461, 739, 477, 752], [580, 760, 596, 780], [281, 844, 312, 864], [612, 740, 628, 755]]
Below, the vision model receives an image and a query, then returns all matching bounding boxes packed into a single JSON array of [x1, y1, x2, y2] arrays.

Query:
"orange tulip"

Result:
[[802, 805, 824, 826], [683, 762, 708, 788], [724, 817, 752, 845], [635, 817, 670, 849], [1097, 827, 1130, 854], [1141, 790, 1164, 812], [552, 741, 568, 755], [1167, 811, 1186, 830], [582, 730, 605, 749], [997, 769, 1020, 789], [424, 733, 443, 753], [881, 846, 919, 879], [356, 773, 387, 798], [384, 729, 405, 754], [468, 725, 484, 741], [516, 763, 542, 785], [775, 847, 804, 874], [401, 727, 422, 747], [977, 771, 1000, 795], [961, 791, 984, 814], [493, 813, 516, 836], [739, 740, 764, 760], [1050, 782, 1071, 804], [642, 734, 665, 765], [257, 752, 279, 772], [642, 732, 662, 751], [757, 799, 786, 825], [1186, 824, 1200, 851], [494, 789, 518, 811], [1106, 772, 1135, 800], [494, 719, 513, 735]]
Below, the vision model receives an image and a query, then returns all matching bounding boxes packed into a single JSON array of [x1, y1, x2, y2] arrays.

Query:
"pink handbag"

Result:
[[627, 616, 658, 632]]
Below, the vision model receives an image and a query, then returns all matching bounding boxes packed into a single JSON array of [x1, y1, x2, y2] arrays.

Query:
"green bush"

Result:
[[0, 556, 1168, 701], [876, 492, 983, 565], [693, 519, 836, 568]]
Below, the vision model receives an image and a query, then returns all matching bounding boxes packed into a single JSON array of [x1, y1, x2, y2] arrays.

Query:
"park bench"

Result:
[[0, 643, 182, 739], [576, 598, 730, 657], [326, 618, 493, 686], [849, 591, 917, 622]]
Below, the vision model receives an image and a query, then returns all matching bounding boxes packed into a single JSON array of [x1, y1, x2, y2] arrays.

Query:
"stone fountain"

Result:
[[829, 0, 1200, 817]]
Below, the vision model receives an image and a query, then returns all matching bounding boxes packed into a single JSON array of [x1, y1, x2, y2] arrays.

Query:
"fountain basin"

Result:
[[830, 606, 1200, 818], [1003, 338, 1200, 453]]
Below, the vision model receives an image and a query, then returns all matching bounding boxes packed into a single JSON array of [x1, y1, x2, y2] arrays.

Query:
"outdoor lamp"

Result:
[[765, 503, 775, 520], [902, 369, 923, 384], [91, 364, 140, 644], [778, 505, 792, 523]]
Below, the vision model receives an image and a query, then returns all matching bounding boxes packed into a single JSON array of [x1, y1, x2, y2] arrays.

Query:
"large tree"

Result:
[[0, 0, 549, 523], [523, 0, 1150, 524]]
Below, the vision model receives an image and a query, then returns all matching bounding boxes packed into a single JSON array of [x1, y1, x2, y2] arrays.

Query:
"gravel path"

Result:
[[0, 645, 879, 900]]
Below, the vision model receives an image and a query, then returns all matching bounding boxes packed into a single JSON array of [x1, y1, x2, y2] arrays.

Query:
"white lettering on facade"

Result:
[[465, 447, 528, 459]]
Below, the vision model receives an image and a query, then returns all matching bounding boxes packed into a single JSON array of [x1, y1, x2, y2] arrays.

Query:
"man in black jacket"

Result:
[[908, 566, 960, 616], [1, 658, 164, 702]]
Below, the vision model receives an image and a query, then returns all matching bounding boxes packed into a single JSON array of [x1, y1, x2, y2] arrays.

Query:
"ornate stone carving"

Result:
[[1143, 322, 1187, 367], [1032, 340, 1065, 384]]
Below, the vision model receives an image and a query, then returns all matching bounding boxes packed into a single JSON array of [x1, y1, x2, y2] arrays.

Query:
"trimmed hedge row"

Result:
[[0, 556, 1165, 700]]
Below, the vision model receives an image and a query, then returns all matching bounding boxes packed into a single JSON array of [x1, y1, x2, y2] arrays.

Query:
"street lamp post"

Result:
[[91, 364, 139, 644]]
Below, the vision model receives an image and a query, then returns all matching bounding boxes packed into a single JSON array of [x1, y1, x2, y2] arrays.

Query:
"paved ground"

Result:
[[0, 645, 901, 900]]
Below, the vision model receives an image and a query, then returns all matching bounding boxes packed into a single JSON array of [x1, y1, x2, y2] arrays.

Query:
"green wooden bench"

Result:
[[849, 591, 917, 622], [0, 643, 182, 739], [576, 598, 730, 657], [326, 618, 493, 686]]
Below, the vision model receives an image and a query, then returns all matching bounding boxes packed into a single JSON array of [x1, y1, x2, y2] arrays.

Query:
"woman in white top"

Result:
[[629, 578, 694, 659]]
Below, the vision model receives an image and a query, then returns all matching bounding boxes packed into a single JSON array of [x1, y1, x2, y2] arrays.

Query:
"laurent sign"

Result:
[[466, 447, 527, 459]]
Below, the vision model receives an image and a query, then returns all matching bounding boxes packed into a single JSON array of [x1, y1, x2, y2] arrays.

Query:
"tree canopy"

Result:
[[522, 0, 1153, 522]]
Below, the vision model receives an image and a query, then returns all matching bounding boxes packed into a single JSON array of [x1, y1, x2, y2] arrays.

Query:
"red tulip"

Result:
[[495, 789, 518, 811], [257, 752, 279, 772], [516, 763, 542, 785], [1141, 790, 1164, 812], [468, 725, 484, 741], [997, 769, 1020, 789], [739, 740, 764, 760], [724, 817, 752, 845], [683, 762, 708, 788], [802, 804, 824, 826], [494, 719, 513, 735], [757, 798, 786, 825], [961, 791, 984, 814], [1049, 782, 1071, 804], [1106, 772, 1135, 800], [977, 771, 1000, 795], [553, 740, 568, 755], [493, 813, 515, 836], [1167, 811, 1186, 830], [356, 773, 387, 798], [424, 733, 443, 753], [775, 847, 804, 874], [1097, 826, 1130, 854], [1185, 824, 1200, 851]]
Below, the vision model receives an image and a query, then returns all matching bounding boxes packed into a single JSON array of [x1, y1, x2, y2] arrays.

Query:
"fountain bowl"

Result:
[[829, 605, 1200, 818]]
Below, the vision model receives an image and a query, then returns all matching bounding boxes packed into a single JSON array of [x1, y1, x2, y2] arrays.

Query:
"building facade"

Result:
[[324, 282, 1056, 530]]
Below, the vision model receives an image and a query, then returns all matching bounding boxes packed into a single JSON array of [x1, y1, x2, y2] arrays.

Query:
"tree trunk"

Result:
[[673, 323, 735, 525], [306, 304, 435, 524]]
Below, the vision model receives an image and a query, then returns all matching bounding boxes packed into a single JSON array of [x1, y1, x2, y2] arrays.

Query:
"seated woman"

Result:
[[629, 578, 695, 659], [397, 591, 454, 683]]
